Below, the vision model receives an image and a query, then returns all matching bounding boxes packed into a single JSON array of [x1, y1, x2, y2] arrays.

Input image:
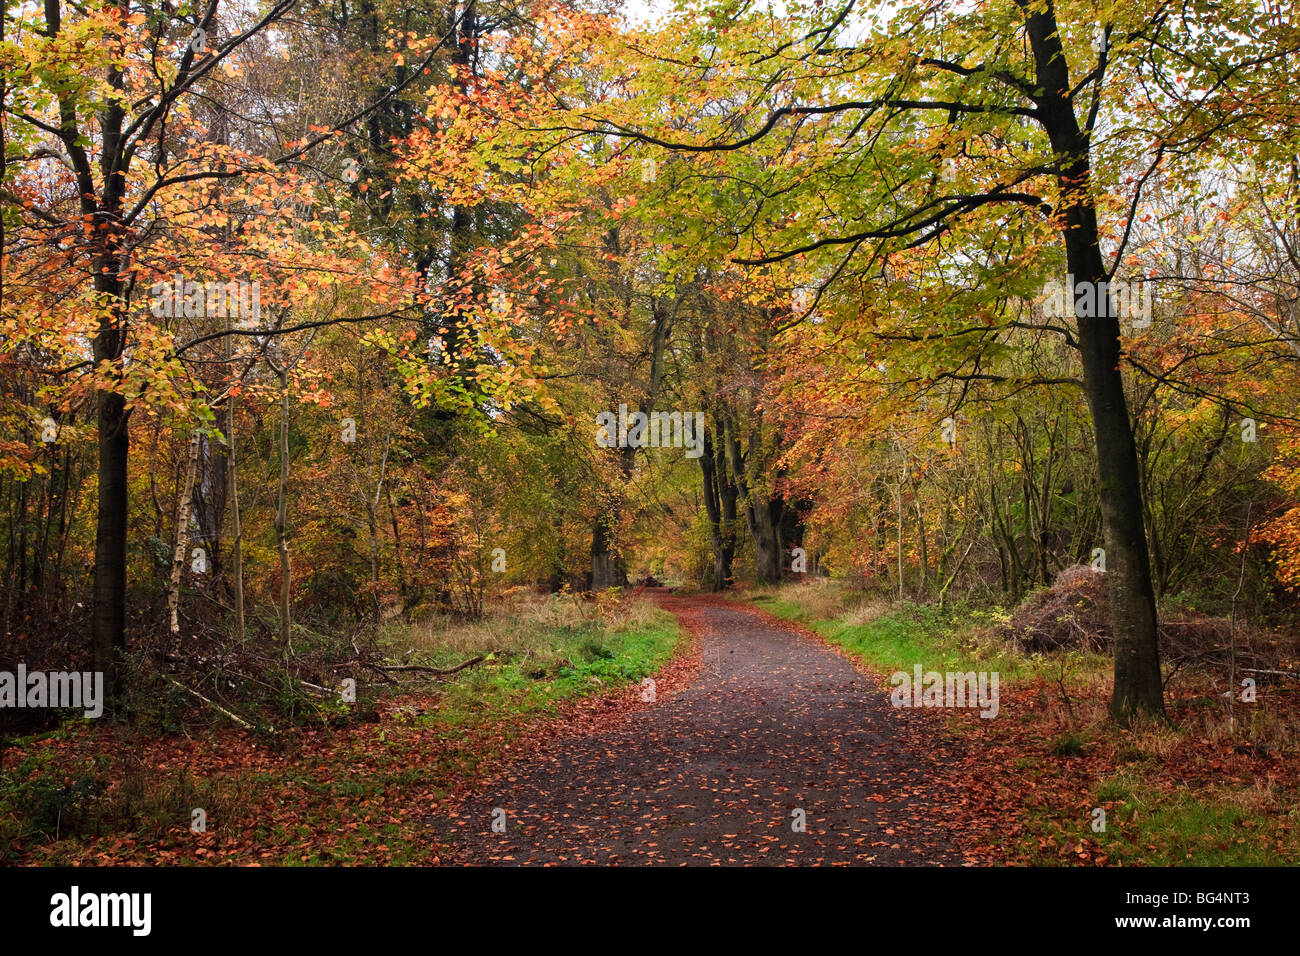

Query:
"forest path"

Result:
[[440, 590, 975, 865]]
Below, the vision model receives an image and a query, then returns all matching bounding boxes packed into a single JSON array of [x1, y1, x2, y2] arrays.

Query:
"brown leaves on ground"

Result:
[[4, 630, 701, 866], [8, 592, 1294, 866]]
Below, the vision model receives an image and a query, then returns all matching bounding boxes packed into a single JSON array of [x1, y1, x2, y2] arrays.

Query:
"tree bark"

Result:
[[227, 395, 246, 644], [591, 296, 671, 590], [275, 364, 292, 664], [724, 417, 784, 583], [1027, 1, 1164, 723], [746, 494, 784, 583], [699, 427, 738, 590], [91, 307, 128, 699], [590, 514, 623, 590], [167, 431, 202, 634]]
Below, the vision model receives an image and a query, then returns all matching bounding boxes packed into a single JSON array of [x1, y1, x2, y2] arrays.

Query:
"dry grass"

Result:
[[392, 590, 662, 663], [843, 596, 895, 627], [743, 577, 880, 623], [1127, 716, 1186, 759], [1170, 688, 1300, 751], [1204, 778, 1285, 814]]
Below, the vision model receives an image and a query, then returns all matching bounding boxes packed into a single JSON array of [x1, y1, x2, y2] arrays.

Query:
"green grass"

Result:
[[388, 617, 681, 779], [253, 613, 684, 864], [1017, 769, 1300, 865], [743, 581, 1299, 867], [747, 590, 1049, 681], [4, 607, 684, 864]]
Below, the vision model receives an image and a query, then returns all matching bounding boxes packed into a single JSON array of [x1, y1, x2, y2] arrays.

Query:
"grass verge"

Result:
[[738, 579, 1299, 866], [2, 594, 684, 865]]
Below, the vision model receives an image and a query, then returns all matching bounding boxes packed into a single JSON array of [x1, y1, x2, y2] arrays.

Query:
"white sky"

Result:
[[618, 0, 676, 26]]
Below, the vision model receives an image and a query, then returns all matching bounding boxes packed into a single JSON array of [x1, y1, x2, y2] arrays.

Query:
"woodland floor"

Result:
[[439, 590, 989, 865], [12, 588, 1291, 866]]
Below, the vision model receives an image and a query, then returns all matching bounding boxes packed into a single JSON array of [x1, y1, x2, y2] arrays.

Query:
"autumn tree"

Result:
[[528, 0, 1299, 723], [0, 1, 464, 699]]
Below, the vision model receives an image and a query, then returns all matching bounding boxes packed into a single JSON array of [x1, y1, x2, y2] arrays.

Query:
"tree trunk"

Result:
[[1028, 2, 1164, 723], [92, 331, 129, 701], [699, 428, 738, 590], [746, 494, 784, 583], [896, 466, 904, 602], [227, 395, 246, 643], [1072, 261, 1165, 724], [87, 2, 131, 706], [192, 432, 226, 583], [591, 512, 624, 590], [722, 415, 785, 583], [275, 365, 292, 663], [365, 430, 392, 617], [167, 431, 202, 634], [590, 297, 671, 591]]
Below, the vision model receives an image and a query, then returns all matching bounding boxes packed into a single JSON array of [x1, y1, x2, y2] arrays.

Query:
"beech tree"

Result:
[[0, 0, 458, 700], [509, 0, 1300, 722]]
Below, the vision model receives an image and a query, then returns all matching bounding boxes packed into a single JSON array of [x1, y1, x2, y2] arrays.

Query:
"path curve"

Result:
[[442, 591, 975, 865]]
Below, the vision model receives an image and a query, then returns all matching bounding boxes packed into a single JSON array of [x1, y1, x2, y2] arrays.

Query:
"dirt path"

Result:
[[441, 591, 978, 865]]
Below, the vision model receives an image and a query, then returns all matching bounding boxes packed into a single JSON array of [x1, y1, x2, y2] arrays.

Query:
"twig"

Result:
[[1241, 667, 1300, 680], [1054, 657, 1076, 725], [164, 676, 270, 733], [361, 662, 402, 685], [379, 654, 488, 676], [1230, 503, 1254, 731]]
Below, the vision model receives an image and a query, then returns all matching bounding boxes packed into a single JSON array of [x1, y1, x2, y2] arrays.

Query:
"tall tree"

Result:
[[543, 0, 1298, 722]]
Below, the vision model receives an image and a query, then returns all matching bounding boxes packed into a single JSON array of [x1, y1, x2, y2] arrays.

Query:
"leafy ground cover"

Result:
[[742, 580, 1300, 865]]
